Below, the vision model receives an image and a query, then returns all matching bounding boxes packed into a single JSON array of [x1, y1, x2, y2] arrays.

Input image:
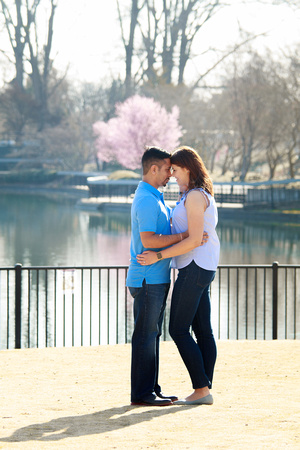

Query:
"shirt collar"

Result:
[[139, 181, 164, 200]]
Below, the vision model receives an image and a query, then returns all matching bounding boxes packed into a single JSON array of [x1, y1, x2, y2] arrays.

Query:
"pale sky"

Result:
[[53, 0, 300, 84], [1, 0, 300, 85]]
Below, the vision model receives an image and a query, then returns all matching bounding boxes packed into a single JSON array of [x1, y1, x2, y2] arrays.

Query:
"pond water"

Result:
[[0, 192, 299, 348], [0, 192, 299, 267]]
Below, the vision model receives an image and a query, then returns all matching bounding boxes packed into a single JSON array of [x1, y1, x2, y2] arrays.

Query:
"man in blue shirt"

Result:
[[127, 147, 187, 406]]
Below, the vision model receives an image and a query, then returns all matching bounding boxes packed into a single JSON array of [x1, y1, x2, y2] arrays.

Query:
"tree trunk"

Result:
[[14, 0, 24, 88], [287, 147, 296, 178], [0, 0, 25, 88], [161, 0, 180, 84], [122, 0, 140, 97], [25, 0, 57, 131]]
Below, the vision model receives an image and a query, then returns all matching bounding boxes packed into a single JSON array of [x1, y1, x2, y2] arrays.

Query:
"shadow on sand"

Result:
[[0, 404, 194, 442]]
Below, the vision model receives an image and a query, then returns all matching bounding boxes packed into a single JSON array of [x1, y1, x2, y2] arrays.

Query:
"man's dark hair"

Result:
[[142, 146, 171, 175]]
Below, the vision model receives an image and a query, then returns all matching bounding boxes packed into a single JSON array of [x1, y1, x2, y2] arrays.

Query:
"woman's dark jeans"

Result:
[[169, 260, 217, 389], [129, 280, 170, 402]]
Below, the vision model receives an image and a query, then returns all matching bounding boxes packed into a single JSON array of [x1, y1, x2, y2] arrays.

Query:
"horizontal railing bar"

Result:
[[0, 262, 298, 349], [1, 263, 299, 271], [2, 265, 130, 270]]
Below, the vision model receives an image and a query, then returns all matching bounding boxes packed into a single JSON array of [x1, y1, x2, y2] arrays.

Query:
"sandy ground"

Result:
[[0, 340, 299, 449]]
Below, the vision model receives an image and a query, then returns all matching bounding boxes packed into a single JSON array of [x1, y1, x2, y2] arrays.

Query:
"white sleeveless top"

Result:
[[171, 188, 220, 270]]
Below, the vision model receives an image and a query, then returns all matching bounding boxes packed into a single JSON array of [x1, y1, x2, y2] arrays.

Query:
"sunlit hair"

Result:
[[170, 146, 214, 196], [142, 146, 171, 175]]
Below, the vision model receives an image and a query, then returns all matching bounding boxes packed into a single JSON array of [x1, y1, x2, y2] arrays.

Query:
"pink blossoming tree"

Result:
[[93, 95, 182, 169]]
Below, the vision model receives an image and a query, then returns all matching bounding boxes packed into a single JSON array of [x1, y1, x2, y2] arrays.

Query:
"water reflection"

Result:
[[0, 194, 132, 267], [217, 220, 299, 264], [0, 193, 299, 348], [88, 211, 131, 233], [0, 193, 299, 267]]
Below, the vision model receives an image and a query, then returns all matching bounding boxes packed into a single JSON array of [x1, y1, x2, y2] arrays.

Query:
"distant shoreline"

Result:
[[218, 207, 300, 225], [1, 184, 299, 225], [0, 183, 89, 201]]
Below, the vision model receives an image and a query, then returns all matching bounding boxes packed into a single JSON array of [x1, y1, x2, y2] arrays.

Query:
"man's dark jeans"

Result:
[[169, 260, 217, 389], [129, 280, 170, 402]]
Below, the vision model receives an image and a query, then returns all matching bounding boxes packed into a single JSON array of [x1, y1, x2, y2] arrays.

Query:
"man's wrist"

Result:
[[156, 251, 163, 260]]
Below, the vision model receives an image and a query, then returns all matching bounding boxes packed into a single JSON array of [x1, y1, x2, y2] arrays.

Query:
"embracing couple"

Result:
[[126, 146, 220, 406]]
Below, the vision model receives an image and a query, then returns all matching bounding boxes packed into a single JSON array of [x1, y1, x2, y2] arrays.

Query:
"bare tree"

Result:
[[225, 54, 272, 181], [117, 0, 284, 98], [261, 47, 300, 179], [281, 52, 300, 178], [117, 0, 223, 93], [261, 74, 288, 179], [26, 0, 57, 130], [0, 0, 59, 131], [0, 81, 38, 142], [143, 0, 222, 85], [0, 0, 26, 88], [200, 46, 300, 181], [116, 0, 143, 97], [177, 0, 221, 84]]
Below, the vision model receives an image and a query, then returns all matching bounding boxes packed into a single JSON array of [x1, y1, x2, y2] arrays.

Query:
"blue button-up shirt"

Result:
[[126, 181, 172, 287]]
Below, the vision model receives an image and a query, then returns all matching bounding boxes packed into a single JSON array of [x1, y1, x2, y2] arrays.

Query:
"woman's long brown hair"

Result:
[[170, 146, 214, 196]]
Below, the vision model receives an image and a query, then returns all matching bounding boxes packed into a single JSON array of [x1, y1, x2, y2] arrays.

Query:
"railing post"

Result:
[[272, 261, 279, 340], [15, 263, 22, 349], [270, 186, 275, 209]]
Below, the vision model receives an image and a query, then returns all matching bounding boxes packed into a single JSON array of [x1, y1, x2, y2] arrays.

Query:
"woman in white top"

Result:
[[137, 146, 220, 405]]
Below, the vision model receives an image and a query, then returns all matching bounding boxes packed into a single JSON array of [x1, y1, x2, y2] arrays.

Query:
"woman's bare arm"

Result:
[[137, 191, 207, 265]]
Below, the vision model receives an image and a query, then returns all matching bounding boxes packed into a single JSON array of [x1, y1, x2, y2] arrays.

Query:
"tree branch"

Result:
[[191, 31, 268, 91]]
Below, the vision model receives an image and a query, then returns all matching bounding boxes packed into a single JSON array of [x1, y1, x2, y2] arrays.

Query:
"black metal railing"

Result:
[[86, 179, 300, 207], [0, 262, 298, 350], [246, 186, 300, 207], [164, 184, 248, 204], [87, 181, 248, 204]]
